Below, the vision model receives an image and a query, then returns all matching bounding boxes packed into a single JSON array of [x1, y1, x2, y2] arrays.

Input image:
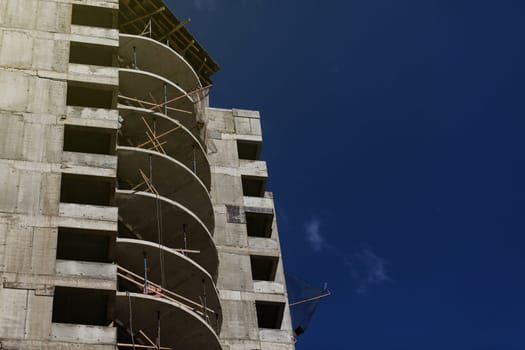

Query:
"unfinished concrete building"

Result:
[[0, 0, 295, 349]]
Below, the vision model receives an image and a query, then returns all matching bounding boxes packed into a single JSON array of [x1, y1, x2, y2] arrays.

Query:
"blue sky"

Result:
[[170, 1, 525, 349]]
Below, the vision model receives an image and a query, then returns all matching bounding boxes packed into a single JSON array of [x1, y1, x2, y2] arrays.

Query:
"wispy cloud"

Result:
[[345, 249, 390, 294], [303, 216, 391, 294], [304, 217, 324, 252], [193, 0, 217, 12]]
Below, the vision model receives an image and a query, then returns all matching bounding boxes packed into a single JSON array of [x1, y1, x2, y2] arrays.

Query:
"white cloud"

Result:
[[305, 217, 324, 252], [303, 217, 391, 294], [345, 249, 390, 294], [193, 0, 217, 12]]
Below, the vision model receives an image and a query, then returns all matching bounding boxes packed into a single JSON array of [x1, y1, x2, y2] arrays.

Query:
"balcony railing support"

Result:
[[163, 83, 168, 115], [192, 145, 197, 175], [202, 278, 208, 324], [117, 265, 217, 317], [133, 46, 137, 69], [143, 252, 149, 294], [183, 224, 188, 256]]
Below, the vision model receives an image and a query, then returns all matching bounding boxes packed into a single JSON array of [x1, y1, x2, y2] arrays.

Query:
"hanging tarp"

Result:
[[286, 274, 330, 337]]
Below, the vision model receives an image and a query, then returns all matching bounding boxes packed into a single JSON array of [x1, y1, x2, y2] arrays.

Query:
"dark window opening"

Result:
[[72, 4, 117, 29], [242, 175, 266, 197], [60, 174, 113, 206], [52, 287, 111, 326], [116, 321, 157, 349], [251, 255, 278, 281], [255, 301, 285, 329], [63, 125, 115, 155], [117, 273, 142, 294], [69, 42, 116, 66], [237, 140, 261, 160], [118, 220, 136, 239], [246, 212, 273, 238], [67, 83, 114, 109], [57, 227, 114, 263]]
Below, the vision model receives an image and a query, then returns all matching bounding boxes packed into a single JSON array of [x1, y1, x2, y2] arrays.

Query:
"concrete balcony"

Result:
[[243, 196, 274, 213], [118, 104, 210, 189], [239, 159, 267, 178], [116, 190, 217, 278], [119, 34, 202, 92], [115, 292, 222, 350], [117, 146, 213, 227], [119, 68, 197, 133], [116, 238, 221, 331]]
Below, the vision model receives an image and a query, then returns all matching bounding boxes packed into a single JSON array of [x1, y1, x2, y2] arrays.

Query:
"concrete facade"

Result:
[[207, 107, 295, 350], [0, 1, 295, 349]]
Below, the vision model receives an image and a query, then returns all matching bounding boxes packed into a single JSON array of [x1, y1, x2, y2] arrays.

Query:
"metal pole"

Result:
[[143, 253, 148, 294], [133, 46, 137, 69], [202, 278, 208, 324], [289, 290, 331, 307], [163, 83, 168, 115], [127, 292, 136, 349], [156, 310, 161, 349], [192, 145, 197, 175], [183, 224, 188, 256], [153, 118, 157, 136]]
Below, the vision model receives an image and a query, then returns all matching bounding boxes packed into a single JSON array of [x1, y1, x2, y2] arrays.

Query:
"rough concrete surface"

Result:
[[0, 1, 295, 349]]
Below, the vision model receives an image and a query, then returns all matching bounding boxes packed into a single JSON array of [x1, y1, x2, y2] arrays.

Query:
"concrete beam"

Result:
[[68, 63, 119, 86], [239, 159, 268, 178], [62, 106, 119, 129], [243, 196, 274, 212], [70, 25, 118, 46], [62, 152, 117, 177], [50, 323, 116, 345], [55, 259, 116, 281]]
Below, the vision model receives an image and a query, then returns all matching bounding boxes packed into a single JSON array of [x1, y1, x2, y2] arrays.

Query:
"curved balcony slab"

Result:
[[116, 189, 217, 277], [119, 34, 201, 92], [119, 68, 197, 131], [117, 146, 212, 226], [118, 104, 210, 189], [116, 238, 221, 331], [115, 292, 222, 350]]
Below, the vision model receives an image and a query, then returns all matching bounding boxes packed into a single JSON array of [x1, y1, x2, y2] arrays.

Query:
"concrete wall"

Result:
[[207, 107, 296, 350], [1, 1, 294, 349], [0, 1, 118, 348]]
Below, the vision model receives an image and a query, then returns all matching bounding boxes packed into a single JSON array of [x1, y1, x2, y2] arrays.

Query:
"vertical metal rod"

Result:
[[143, 253, 148, 294], [183, 224, 188, 256], [163, 83, 168, 115], [156, 310, 161, 349], [133, 46, 137, 69], [202, 278, 208, 324], [192, 145, 197, 174], [127, 292, 136, 349]]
